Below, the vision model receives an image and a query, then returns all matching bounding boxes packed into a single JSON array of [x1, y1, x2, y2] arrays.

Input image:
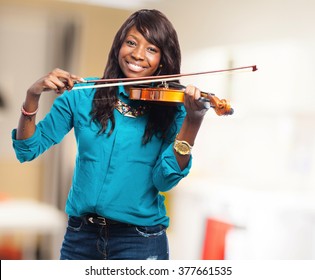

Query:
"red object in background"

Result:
[[0, 194, 22, 259], [0, 239, 22, 260], [202, 218, 233, 260]]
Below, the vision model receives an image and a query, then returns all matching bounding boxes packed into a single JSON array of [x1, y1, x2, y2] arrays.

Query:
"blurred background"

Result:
[[1, 0, 315, 260]]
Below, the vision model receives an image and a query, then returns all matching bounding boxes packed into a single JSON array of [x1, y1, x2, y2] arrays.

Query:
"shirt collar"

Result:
[[118, 84, 129, 98]]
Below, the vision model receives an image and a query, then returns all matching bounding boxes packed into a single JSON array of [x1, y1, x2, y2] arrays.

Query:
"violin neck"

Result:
[[201, 92, 214, 98]]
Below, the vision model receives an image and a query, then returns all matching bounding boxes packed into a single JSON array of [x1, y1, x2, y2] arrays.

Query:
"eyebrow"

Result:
[[126, 34, 137, 39]]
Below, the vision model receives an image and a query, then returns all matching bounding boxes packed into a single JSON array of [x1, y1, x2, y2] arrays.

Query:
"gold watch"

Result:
[[173, 137, 193, 156]]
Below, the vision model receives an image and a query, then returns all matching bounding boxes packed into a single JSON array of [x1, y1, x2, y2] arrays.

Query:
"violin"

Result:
[[129, 82, 233, 116], [73, 65, 257, 116]]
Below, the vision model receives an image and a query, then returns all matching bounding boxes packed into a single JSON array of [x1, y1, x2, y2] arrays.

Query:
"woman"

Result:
[[12, 9, 209, 260]]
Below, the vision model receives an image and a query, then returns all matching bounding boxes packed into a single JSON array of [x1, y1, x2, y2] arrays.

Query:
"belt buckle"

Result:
[[88, 216, 106, 226], [97, 216, 106, 226]]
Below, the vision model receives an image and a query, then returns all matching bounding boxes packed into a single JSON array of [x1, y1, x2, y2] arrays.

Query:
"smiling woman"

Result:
[[12, 9, 211, 260]]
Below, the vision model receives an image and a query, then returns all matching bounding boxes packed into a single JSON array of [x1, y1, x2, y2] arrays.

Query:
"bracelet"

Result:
[[21, 103, 39, 116]]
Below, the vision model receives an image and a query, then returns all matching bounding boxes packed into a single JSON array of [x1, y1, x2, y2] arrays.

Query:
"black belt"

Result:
[[82, 214, 122, 226]]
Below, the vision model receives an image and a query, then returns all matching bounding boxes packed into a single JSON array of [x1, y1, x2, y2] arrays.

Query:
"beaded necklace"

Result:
[[115, 98, 148, 118]]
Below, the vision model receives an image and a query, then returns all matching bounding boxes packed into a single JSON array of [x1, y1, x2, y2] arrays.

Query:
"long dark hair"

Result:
[[90, 9, 181, 144]]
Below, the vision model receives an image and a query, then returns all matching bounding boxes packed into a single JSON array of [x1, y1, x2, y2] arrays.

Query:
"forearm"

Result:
[[174, 115, 204, 170]]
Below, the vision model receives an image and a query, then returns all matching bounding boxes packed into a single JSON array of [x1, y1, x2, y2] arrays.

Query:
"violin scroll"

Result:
[[202, 93, 234, 116]]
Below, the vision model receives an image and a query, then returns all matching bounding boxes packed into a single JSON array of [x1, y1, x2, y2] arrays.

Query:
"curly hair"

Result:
[[90, 9, 182, 144]]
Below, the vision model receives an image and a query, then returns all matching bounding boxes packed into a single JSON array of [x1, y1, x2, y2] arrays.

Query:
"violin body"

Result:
[[129, 87, 185, 103], [129, 86, 234, 116]]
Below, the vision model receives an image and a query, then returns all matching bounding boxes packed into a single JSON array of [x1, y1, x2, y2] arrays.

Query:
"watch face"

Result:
[[179, 142, 189, 152], [175, 141, 191, 155]]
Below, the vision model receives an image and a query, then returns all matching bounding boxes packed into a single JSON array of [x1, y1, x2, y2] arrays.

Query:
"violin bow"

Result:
[[72, 65, 257, 90]]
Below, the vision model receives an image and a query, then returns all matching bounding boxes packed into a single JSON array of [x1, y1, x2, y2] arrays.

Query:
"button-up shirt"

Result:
[[12, 80, 192, 227]]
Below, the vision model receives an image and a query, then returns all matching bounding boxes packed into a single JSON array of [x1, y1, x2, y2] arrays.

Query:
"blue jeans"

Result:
[[60, 216, 169, 260]]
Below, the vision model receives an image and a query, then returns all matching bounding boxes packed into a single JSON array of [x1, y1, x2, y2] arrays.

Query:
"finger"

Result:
[[55, 71, 74, 88], [70, 74, 85, 82], [43, 73, 71, 93], [55, 69, 83, 83], [184, 85, 194, 97], [65, 75, 86, 90], [185, 85, 201, 100], [42, 80, 62, 93], [49, 68, 72, 87], [58, 72, 85, 89], [202, 101, 211, 110], [50, 71, 79, 91], [49, 75, 67, 90]]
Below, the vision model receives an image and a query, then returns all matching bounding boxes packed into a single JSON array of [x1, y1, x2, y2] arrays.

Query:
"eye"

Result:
[[126, 40, 136, 47], [147, 46, 159, 54]]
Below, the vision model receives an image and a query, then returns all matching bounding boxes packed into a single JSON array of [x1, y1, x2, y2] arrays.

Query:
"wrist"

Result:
[[26, 88, 42, 99], [25, 89, 40, 106], [21, 102, 39, 118]]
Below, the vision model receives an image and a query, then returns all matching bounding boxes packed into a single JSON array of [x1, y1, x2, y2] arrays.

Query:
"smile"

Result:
[[127, 62, 147, 72]]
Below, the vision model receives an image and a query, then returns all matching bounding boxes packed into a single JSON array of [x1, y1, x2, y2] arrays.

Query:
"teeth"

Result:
[[128, 62, 145, 72], [130, 63, 142, 68]]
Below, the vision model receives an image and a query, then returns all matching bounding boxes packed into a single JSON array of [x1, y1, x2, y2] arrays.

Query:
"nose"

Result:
[[131, 46, 145, 60]]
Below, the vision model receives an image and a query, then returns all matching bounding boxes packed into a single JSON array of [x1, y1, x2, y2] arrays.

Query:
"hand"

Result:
[[27, 68, 84, 96], [184, 85, 209, 122]]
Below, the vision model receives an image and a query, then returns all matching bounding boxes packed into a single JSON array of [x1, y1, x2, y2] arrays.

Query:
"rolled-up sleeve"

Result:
[[11, 90, 75, 163], [12, 128, 43, 162], [152, 142, 192, 192]]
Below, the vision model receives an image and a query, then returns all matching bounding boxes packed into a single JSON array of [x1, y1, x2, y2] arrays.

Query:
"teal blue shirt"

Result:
[[12, 81, 192, 227]]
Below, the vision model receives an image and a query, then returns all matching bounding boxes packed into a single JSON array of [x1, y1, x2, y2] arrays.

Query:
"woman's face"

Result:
[[118, 26, 161, 79]]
